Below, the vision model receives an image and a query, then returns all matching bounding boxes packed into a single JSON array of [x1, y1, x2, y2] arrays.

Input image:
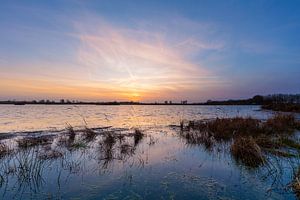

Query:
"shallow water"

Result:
[[0, 105, 299, 199], [0, 105, 272, 133]]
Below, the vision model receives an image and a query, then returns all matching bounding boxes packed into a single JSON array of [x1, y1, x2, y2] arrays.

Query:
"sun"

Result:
[[129, 92, 141, 102]]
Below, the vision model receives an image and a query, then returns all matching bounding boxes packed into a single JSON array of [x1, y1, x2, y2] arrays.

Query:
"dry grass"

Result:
[[292, 168, 300, 198], [66, 124, 76, 142], [0, 143, 10, 158], [83, 126, 97, 140], [17, 136, 52, 148], [207, 117, 260, 140], [265, 114, 298, 133], [133, 129, 144, 146], [181, 114, 299, 141], [231, 137, 264, 167], [179, 113, 300, 167]]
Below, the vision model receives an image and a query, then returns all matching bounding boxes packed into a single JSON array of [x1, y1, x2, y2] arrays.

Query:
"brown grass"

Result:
[[182, 114, 299, 141], [265, 114, 297, 133], [231, 137, 265, 167], [207, 117, 260, 141], [292, 168, 300, 198], [179, 113, 300, 167]]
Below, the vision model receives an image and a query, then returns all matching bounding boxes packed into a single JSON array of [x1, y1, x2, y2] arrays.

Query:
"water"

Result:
[[0, 105, 298, 199], [0, 105, 272, 133]]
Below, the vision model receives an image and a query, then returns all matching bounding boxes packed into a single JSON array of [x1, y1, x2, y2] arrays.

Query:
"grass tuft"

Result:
[[17, 136, 52, 148], [0, 143, 10, 158], [231, 137, 265, 167], [134, 129, 144, 146]]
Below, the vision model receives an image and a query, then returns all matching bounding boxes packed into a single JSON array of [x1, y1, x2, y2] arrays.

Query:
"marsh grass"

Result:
[[66, 123, 75, 142], [179, 114, 300, 167], [0, 143, 10, 158], [17, 136, 52, 149], [0, 125, 147, 197], [69, 141, 88, 149], [84, 127, 97, 140], [231, 137, 265, 167], [292, 168, 300, 198], [265, 114, 299, 133], [133, 129, 144, 146], [262, 103, 300, 113]]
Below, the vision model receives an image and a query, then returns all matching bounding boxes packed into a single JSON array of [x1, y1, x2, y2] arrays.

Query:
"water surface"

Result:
[[0, 105, 298, 199]]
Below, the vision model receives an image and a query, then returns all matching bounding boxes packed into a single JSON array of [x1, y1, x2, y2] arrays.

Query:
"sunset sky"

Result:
[[0, 0, 299, 102]]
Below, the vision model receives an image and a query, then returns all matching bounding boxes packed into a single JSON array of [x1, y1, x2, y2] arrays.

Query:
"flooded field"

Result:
[[0, 105, 299, 199]]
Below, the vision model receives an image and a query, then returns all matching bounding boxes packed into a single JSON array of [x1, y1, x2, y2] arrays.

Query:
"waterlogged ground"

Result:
[[0, 105, 299, 199]]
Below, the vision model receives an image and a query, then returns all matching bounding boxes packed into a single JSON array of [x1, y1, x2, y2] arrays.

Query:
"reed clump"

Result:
[[231, 137, 264, 167], [265, 114, 298, 133], [84, 127, 97, 140], [133, 129, 144, 146], [66, 124, 75, 142], [181, 114, 299, 141], [0, 143, 10, 158], [207, 117, 261, 141], [179, 113, 300, 167], [17, 136, 52, 149]]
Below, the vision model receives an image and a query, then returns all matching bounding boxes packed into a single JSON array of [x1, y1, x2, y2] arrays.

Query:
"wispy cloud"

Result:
[[74, 18, 223, 100]]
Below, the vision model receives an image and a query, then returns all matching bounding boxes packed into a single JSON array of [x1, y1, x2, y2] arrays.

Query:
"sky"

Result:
[[0, 0, 299, 102]]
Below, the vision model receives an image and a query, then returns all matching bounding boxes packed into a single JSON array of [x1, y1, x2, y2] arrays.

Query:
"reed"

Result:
[[179, 113, 300, 167], [231, 137, 264, 167], [17, 136, 52, 149], [133, 129, 144, 146], [292, 168, 300, 198], [0, 143, 9, 158]]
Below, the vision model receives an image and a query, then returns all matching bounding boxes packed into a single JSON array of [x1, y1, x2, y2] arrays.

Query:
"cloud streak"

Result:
[[75, 19, 223, 101]]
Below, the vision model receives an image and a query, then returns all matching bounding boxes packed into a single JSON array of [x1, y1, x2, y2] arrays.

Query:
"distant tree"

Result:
[[252, 95, 264, 104]]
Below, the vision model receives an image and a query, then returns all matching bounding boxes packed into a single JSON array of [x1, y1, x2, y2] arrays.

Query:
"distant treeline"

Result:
[[203, 94, 300, 112], [204, 94, 300, 105], [1, 94, 299, 107]]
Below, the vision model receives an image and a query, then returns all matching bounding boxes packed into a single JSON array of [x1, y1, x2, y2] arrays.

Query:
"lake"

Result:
[[0, 105, 298, 199]]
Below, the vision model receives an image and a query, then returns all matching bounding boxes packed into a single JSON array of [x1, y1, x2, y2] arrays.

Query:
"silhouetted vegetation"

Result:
[[1, 94, 299, 109], [17, 136, 53, 149], [262, 103, 300, 113]]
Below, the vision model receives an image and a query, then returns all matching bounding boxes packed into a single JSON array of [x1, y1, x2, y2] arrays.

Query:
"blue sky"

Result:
[[0, 0, 299, 102]]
